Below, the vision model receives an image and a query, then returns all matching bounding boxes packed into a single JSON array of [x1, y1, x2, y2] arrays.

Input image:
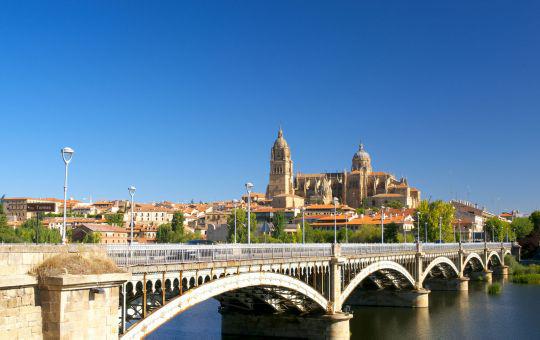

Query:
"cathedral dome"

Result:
[[351, 143, 372, 172], [353, 143, 370, 161], [273, 128, 289, 149]]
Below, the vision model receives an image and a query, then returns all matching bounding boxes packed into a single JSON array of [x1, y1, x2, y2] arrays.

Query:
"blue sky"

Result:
[[1, 1, 539, 213]]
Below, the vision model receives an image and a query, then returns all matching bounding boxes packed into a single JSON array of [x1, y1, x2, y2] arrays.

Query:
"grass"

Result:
[[505, 255, 540, 284], [511, 274, 540, 285], [487, 282, 502, 295], [31, 252, 123, 280]]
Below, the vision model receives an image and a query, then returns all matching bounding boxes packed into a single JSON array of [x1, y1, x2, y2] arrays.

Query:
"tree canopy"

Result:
[[226, 208, 258, 243], [105, 213, 124, 227], [416, 200, 455, 242], [171, 212, 185, 233], [511, 217, 533, 239]]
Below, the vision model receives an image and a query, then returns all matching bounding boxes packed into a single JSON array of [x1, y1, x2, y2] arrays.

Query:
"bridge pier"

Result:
[[493, 265, 509, 276], [469, 270, 493, 283], [221, 311, 352, 340], [424, 277, 469, 291], [344, 288, 430, 308]]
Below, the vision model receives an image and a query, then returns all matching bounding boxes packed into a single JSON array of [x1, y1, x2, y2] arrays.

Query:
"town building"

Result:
[[451, 200, 488, 241], [0, 197, 75, 222], [71, 223, 128, 244], [265, 129, 421, 209]]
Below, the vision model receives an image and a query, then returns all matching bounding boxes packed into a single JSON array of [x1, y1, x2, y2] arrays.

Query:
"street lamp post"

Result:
[[245, 183, 254, 244], [233, 199, 239, 243], [439, 216, 442, 243], [301, 207, 306, 244], [380, 206, 385, 244], [333, 197, 338, 243], [458, 218, 462, 243], [424, 221, 428, 243], [60, 147, 74, 244], [128, 186, 136, 244], [416, 212, 421, 243]]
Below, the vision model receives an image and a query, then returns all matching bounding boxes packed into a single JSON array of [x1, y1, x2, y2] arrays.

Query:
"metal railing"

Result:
[[105, 242, 516, 267], [340, 243, 417, 255], [106, 243, 333, 267], [422, 243, 460, 253]]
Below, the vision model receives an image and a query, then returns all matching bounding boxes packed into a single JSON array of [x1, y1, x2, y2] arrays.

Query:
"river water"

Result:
[[147, 281, 540, 340]]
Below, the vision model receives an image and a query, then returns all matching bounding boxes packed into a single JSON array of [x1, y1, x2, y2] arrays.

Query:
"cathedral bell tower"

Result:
[[266, 128, 294, 199]]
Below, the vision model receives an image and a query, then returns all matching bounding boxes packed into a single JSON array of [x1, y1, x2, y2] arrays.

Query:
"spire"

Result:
[[359, 142, 364, 151], [278, 126, 283, 138]]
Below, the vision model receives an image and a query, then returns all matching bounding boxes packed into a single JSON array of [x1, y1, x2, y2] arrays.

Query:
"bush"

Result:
[[487, 283, 502, 295]]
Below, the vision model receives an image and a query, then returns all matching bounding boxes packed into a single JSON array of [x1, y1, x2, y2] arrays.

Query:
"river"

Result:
[[147, 280, 540, 340]]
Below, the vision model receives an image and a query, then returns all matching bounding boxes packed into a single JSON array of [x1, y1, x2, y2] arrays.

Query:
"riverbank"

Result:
[[506, 255, 540, 284]]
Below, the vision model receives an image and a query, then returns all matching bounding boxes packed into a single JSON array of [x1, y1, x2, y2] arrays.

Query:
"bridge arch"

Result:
[[122, 272, 329, 340], [338, 260, 415, 310], [487, 251, 502, 268], [463, 253, 484, 272], [420, 256, 460, 284]]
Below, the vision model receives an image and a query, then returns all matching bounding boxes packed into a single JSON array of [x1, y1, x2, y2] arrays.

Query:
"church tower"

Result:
[[266, 128, 294, 199]]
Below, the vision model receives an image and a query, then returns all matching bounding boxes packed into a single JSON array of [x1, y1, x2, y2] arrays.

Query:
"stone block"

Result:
[[8, 253, 23, 266]]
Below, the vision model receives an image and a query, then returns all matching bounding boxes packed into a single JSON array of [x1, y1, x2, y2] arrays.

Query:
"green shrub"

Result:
[[487, 283, 502, 295]]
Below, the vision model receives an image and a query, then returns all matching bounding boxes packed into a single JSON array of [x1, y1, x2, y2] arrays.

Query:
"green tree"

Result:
[[355, 207, 365, 215], [157, 224, 174, 243], [82, 232, 101, 243], [0, 203, 8, 228], [272, 212, 286, 239], [417, 200, 455, 242], [348, 225, 381, 243], [511, 217, 533, 239], [386, 201, 404, 209], [529, 211, 540, 231], [105, 213, 124, 227], [484, 217, 509, 242], [171, 212, 185, 233], [384, 222, 399, 243], [226, 208, 257, 243]]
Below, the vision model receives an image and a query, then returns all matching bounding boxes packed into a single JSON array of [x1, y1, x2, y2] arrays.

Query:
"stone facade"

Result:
[[265, 129, 421, 209], [0, 276, 42, 340]]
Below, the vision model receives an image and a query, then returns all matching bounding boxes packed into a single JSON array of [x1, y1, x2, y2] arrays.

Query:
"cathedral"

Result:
[[266, 128, 421, 209]]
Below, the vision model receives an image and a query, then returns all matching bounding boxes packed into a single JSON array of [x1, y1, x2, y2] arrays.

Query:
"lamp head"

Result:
[[245, 182, 254, 192], [333, 197, 339, 205], [128, 186, 136, 195], [61, 147, 74, 164]]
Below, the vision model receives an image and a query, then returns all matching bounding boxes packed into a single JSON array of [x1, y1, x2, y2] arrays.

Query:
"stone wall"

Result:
[[0, 244, 106, 276], [0, 275, 42, 339], [0, 245, 127, 340]]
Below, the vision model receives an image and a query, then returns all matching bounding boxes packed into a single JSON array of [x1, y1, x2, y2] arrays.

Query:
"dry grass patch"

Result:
[[32, 252, 123, 279]]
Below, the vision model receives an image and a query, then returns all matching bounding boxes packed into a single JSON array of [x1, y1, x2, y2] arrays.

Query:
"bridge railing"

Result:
[[422, 243, 459, 253], [340, 243, 417, 255], [106, 243, 333, 267]]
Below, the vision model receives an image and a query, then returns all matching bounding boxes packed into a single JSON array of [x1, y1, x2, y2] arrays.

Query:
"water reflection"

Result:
[[148, 282, 540, 340]]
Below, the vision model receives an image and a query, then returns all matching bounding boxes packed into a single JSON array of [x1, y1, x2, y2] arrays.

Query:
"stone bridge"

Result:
[[107, 242, 515, 339], [0, 242, 517, 339]]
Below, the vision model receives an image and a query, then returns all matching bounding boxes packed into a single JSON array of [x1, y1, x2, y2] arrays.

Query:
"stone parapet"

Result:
[[39, 272, 130, 340], [0, 244, 106, 276]]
